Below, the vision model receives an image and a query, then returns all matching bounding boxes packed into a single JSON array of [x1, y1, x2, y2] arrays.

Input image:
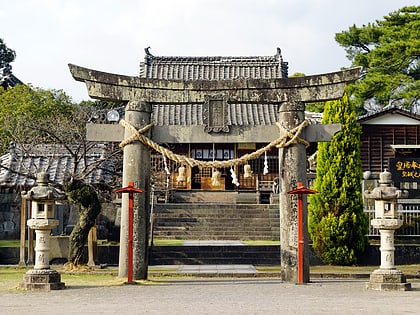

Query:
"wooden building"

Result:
[[358, 106, 420, 198], [139, 49, 290, 202]]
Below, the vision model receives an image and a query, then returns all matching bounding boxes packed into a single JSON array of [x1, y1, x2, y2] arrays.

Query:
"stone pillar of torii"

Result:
[[69, 63, 360, 283]]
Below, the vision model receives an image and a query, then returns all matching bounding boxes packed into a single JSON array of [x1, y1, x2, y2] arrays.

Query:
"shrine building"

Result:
[[123, 48, 302, 203]]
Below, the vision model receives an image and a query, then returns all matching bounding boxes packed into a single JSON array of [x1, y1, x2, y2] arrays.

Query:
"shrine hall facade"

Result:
[[128, 49, 290, 201]]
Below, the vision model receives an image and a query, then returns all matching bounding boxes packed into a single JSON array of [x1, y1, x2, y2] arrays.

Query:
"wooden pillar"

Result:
[[27, 202, 34, 265], [118, 101, 151, 280], [19, 197, 26, 266], [87, 224, 97, 267], [278, 101, 309, 283]]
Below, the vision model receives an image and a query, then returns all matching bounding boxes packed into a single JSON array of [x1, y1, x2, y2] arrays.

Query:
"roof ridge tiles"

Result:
[[146, 55, 280, 62]]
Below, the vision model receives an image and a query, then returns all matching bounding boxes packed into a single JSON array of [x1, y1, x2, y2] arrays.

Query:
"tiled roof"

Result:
[[152, 103, 278, 126], [92, 104, 279, 126], [137, 48, 288, 126], [91, 49, 292, 127], [357, 105, 420, 123], [0, 144, 117, 188], [140, 48, 288, 80], [0, 72, 23, 89]]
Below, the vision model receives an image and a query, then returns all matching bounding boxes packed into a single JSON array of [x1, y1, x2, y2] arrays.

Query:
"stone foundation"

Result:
[[366, 269, 411, 291], [20, 269, 65, 291]]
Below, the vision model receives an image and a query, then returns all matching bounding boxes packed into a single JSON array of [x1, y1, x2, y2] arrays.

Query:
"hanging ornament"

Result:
[[230, 167, 240, 187], [162, 154, 170, 189], [263, 152, 269, 175], [212, 168, 221, 187], [162, 154, 170, 175], [176, 165, 186, 182], [244, 163, 253, 178]]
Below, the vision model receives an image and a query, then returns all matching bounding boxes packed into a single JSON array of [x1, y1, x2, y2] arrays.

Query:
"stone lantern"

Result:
[[364, 169, 411, 291], [20, 172, 66, 291]]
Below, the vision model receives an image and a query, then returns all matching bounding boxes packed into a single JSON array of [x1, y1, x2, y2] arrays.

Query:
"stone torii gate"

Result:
[[69, 63, 360, 283]]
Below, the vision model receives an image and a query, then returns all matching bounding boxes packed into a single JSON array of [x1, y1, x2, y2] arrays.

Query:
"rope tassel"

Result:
[[263, 152, 269, 175], [231, 167, 239, 187]]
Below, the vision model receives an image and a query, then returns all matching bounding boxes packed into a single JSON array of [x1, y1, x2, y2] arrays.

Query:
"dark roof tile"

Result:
[[140, 48, 288, 80], [0, 144, 116, 188], [151, 103, 278, 126]]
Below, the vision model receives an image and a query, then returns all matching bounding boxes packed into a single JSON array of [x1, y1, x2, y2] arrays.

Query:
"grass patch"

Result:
[[0, 267, 30, 291], [255, 266, 281, 273], [1, 239, 282, 247], [0, 266, 160, 292], [310, 264, 420, 274], [150, 239, 184, 246], [0, 240, 21, 247]]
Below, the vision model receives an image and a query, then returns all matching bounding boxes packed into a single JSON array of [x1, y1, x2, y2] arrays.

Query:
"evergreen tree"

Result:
[[335, 6, 420, 113], [0, 38, 16, 70], [308, 93, 369, 265]]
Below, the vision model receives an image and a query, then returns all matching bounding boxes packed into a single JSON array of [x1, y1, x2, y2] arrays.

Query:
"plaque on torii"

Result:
[[69, 63, 360, 283]]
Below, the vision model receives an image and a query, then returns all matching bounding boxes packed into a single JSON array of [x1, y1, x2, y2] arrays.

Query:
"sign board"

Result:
[[389, 158, 420, 182]]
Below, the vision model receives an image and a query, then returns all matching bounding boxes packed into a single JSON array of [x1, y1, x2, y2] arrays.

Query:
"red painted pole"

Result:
[[113, 182, 144, 284], [127, 191, 134, 283], [287, 182, 317, 284], [297, 193, 304, 284]]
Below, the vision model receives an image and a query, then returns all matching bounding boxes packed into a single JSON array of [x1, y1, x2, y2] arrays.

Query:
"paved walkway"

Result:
[[152, 264, 258, 275], [1, 278, 419, 314]]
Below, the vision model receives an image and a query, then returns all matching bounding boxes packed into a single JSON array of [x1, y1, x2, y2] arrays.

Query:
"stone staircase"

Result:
[[149, 245, 280, 265], [152, 203, 280, 240]]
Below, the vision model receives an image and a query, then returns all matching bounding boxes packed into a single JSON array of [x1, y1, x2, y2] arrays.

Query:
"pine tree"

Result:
[[335, 6, 420, 113], [308, 93, 369, 265]]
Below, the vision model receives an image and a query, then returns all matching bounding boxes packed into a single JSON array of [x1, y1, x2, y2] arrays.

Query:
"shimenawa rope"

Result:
[[118, 119, 310, 168]]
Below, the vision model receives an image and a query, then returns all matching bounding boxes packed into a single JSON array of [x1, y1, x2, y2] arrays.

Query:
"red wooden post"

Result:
[[287, 182, 317, 284], [113, 182, 144, 284]]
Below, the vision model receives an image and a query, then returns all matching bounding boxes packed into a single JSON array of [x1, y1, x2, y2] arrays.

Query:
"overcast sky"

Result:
[[1, 0, 418, 102]]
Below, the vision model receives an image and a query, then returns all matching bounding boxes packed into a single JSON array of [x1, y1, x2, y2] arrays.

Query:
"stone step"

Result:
[[153, 203, 280, 240], [152, 233, 278, 240]]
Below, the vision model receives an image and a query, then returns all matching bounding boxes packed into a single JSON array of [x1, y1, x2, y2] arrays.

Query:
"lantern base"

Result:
[[366, 269, 411, 291], [20, 269, 65, 291]]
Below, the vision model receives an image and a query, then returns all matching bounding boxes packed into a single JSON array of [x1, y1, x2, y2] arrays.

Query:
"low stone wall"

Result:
[[2, 244, 420, 266]]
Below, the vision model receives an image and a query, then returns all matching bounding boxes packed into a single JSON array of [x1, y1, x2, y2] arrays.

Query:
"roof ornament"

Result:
[[144, 47, 154, 65], [144, 47, 153, 56]]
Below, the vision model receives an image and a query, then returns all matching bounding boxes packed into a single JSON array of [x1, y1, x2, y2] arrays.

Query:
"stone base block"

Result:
[[20, 269, 65, 291], [366, 269, 411, 291]]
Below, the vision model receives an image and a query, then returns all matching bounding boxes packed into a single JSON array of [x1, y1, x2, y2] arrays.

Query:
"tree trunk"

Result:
[[65, 180, 101, 266]]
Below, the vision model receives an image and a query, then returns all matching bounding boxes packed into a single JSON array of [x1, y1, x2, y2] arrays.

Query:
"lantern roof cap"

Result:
[[23, 172, 66, 201]]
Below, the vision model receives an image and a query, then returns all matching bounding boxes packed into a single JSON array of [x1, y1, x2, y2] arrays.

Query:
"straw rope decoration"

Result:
[[119, 119, 310, 169]]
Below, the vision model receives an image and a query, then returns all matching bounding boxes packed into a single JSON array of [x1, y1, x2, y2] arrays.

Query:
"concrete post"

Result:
[[118, 101, 151, 280], [278, 101, 309, 283]]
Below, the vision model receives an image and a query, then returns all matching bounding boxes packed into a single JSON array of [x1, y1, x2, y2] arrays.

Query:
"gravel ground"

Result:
[[1, 278, 419, 314]]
